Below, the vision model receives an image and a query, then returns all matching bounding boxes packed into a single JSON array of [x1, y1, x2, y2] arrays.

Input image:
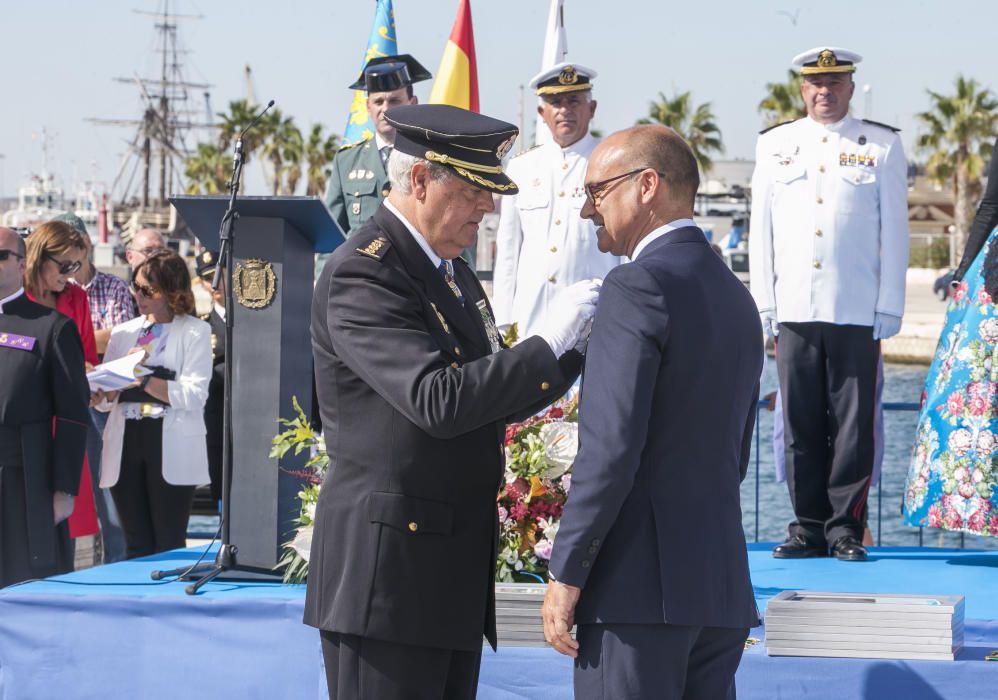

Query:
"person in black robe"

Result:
[[0, 227, 90, 587]]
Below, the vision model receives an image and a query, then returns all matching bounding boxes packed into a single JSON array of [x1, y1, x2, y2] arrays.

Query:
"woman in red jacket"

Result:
[[24, 221, 100, 546]]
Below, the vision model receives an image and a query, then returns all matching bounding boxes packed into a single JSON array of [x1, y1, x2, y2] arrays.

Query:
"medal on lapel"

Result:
[[430, 302, 450, 334], [476, 299, 502, 353]]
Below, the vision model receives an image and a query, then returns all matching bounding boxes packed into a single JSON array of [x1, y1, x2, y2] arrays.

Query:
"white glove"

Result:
[[760, 311, 779, 338], [536, 279, 601, 357], [873, 312, 902, 340], [53, 491, 75, 525]]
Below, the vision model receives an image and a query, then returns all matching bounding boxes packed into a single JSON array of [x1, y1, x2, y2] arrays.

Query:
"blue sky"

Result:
[[1, 0, 991, 197]]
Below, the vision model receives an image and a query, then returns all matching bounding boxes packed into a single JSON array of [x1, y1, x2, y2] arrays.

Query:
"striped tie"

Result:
[[438, 260, 464, 305]]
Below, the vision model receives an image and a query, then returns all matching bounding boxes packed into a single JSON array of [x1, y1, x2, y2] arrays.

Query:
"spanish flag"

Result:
[[428, 0, 479, 112]]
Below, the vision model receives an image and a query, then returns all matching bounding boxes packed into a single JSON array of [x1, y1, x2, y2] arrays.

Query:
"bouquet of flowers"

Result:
[[271, 397, 328, 584], [496, 392, 580, 582]]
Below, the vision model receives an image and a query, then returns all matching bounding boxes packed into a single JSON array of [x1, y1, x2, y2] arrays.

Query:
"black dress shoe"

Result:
[[772, 535, 827, 559], [831, 536, 868, 561]]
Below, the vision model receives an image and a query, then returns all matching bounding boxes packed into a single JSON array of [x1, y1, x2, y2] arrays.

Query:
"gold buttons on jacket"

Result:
[[408, 522, 418, 532], [554, 218, 561, 225], [548, 275, 557, 283], [541, 381, 551, 391], [450, 362, 459, 369], [550, 246, 558, 253], [558, 191, 565, 197], [813, 260, 822, 269], [816, 197, 824, 204], [815, 229, 823, 237], [454, 346, 462, 356], [821, 136, 828, 143], [818, 165, 826, 173]]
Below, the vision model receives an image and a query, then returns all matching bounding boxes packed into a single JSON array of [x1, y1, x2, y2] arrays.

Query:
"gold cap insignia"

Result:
[[817, 50, 837, 68], [496, 135, 516, 160], [233, 259, 277, 310], [202, 251, 211, 262], [558, 66, 578, 85]]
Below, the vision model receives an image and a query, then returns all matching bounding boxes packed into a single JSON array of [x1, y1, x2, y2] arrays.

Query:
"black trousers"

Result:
[[204, 406, 223, 505], [574, 623, 748, 700], [320, 630, 481, 700], [776, 322, 878, 545], [110, 418, 195, 559]]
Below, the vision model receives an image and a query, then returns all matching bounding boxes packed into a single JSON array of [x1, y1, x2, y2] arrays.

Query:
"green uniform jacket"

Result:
[[323, 138, 390, 237]]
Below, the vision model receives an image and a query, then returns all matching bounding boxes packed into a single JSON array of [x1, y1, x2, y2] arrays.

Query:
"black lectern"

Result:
[[170, 195, 344, 575]]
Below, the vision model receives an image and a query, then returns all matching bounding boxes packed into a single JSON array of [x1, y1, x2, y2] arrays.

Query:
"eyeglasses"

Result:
[[130, 282, 162, 299], [0, 250, 25, 262], [127, 246, 166, 258], [43, 253, 82, 275], [584, 167, 666, 206]]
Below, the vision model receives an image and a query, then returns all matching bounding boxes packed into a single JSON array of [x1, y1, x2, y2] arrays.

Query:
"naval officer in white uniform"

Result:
[[749, 46, 908, 562], [493, 63, 621, 338]]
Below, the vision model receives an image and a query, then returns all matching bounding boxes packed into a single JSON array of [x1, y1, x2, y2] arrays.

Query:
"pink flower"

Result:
[[954, 466, 969, 482], [968, 510, 986, 533], [946, 393, 965, 415], [944, 509, 963, 530], [561, 473, 572, 493], [505, 478, 530, 501], [920, 389, 928, 408], [968, 397, 988, 417], [928, 505, 943, 528], [953, 281, 969, 302], [958, 483, 976, 499], [979, 287, 994, 305], [547, 406, 564, 419], [972, 468, 985, 484], [968, 382, 989, 400], [533, 539, 553, 560], [989, 514, 998, 537], [948, 429, 974, 456], [509, 502, 528, 521]]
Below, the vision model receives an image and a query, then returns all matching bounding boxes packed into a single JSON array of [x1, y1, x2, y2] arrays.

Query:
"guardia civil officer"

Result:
[[493, 63, 621, 338], [749, 47, 909, 562], [195, 250, 225, 506], [323, 54, 430, 238], [306, 104, 600, 699], [0, 227, 90, 586]]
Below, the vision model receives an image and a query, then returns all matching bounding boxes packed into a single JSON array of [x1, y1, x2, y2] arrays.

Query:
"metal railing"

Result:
[[749, 400, 962, 547]]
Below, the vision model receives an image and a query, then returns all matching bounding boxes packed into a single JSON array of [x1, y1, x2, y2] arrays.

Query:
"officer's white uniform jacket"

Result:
[[749, 115, 908, 326], [493, 134, 621, 336]]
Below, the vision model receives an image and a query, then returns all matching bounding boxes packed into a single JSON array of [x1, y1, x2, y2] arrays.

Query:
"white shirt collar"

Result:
[[631, 219, 697, 260], [806, 114, 853, 133], [382, 199, 446, 271], [0, 287, 25, 313], [374, 132, 391, 152], [213, 302, 226, 321]]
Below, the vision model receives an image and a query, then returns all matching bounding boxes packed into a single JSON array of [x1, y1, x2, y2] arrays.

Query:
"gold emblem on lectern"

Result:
[[233, 259, 276, 309]]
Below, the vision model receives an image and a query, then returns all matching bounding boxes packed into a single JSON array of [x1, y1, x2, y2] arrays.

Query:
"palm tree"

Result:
[[305, 124, 340, 196], [917, 77, 998, 260], [277, 120, 305, 195], [758, 70, 806, 128], [216, 100, 270, 165], [258, 110, 305, 195], [638, 91, 723, 174], [183, 143, 229, 195]]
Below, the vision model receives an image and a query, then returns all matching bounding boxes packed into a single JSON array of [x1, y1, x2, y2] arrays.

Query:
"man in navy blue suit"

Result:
[[542, 125, 762, 699]]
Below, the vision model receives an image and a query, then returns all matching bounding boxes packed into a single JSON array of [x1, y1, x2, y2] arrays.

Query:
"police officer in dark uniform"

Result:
[[0, 227, 90, 586], [195, 250, 225, 507], [324, 54, 431, 238], [306, 104, 601, 699]]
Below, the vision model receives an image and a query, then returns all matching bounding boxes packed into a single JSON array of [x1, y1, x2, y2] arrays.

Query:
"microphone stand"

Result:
[[151, 101, 275, 593]]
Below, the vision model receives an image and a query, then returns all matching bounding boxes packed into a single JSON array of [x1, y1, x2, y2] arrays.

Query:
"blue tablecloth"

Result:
[[1, 544, 996, 699]]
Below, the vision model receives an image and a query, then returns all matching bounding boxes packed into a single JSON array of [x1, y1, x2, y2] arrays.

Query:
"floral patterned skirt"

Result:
[[904, 228, 998, 537]]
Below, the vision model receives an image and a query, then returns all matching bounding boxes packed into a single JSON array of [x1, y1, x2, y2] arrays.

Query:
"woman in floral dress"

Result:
[[904, 138, 998, 536]]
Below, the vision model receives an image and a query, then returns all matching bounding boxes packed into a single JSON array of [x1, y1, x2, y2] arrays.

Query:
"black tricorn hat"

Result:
[[348, 54, 432, 92], [384, 104, 520, 195], [195, 249, 219, 279]]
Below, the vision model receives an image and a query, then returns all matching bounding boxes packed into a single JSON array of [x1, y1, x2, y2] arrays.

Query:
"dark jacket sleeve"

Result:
[[326, 255, 575, 440], [50, 318, 91, 495], [739, 383, 760, 483], [955, 136, 998, 283], [547, 263, 669, 588]]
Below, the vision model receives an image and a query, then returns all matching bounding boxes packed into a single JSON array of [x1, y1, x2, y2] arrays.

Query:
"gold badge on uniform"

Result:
[[430, 302, 450, 334], [476, 299, 501, 353], [558, 65, 578, 85], [233, 258, 277, 309], [352, 202, 361, 216]]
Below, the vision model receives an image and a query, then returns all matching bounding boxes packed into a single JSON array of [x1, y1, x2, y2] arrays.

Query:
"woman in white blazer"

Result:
[[93, 250, 211, 559]]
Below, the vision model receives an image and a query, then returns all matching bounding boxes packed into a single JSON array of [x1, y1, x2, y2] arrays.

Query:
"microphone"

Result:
[[234, 99, 276, 162]]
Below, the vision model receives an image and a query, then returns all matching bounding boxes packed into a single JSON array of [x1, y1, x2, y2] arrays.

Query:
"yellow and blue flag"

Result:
[[342, 0, 397, 145]]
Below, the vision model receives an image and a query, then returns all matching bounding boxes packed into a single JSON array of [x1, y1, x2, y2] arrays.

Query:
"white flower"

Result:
[[980, 317, 998, 345], [291, 526, 313, 563], [540, 422, 579, 478], [976, 430, 997, 455], [561, 473, 572, 493], [304, 501, 317, 522], [949, 428, 974, 456]]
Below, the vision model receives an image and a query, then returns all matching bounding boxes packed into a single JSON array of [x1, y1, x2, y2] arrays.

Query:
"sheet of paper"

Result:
[[87, 353, 152, 392]]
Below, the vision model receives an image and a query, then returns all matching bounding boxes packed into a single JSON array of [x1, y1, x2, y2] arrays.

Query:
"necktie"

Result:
[[380, 145, 393, 166], [438, 260, 464, 305]]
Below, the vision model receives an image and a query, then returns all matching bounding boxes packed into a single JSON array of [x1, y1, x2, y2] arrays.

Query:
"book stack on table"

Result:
[[764, 591, 964, 661], [494, 584, 547, 647]]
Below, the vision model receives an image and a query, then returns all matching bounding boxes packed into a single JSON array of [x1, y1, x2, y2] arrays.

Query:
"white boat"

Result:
[[1, 171, 66, 229]]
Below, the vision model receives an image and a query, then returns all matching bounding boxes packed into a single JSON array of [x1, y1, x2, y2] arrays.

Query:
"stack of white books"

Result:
[[494, 584, 547, 647], [765, 591, 964, 661]]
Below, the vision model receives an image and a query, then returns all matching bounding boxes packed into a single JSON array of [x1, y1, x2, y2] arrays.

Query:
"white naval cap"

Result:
[[791, 47, 862, 75], [529, 62, 598, 96]]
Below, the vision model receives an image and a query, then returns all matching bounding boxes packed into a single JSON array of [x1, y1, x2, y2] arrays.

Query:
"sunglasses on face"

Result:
[[44, 253, 82, 275], [0, 249, 25, 262], [130, 282, 162, 299]]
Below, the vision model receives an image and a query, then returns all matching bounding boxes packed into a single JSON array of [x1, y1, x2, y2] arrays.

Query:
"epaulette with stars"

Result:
[[509, 144, 541, 159], [861, 118, 901, 133], [758, 119, 797, 135], [338, 139, 367, 152], [355, 235, 391, 261]]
